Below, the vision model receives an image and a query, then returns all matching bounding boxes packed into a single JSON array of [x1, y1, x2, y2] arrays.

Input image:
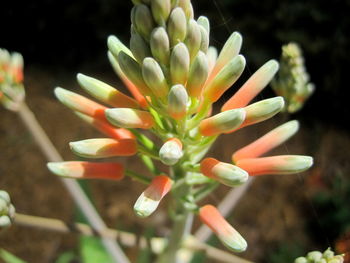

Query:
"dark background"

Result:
[[1, 0, 350, 129]]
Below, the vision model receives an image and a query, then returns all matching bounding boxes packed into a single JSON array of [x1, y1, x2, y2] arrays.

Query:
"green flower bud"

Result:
[[134, 4, 154, 40], [199, 25, 209, 53], [168, 84, 188, 119], [150, 27, 170, 65], [307, 251, 323, 262], [294, 257, 308, 263], [178, 0, 194, 20], [107, 35, 134, 59], [151, 0, 171, 26], [0, 215, 11, 228], [159, 138, 183, 165], [142, 57, 168, 98], [117, 51, 151, 95], [0, 191, 10, 205], [323, 248, 335, 259], [170, 43, 190, 85], [106, 108, 154, 129], [204, 55, 246, 102], [207, 46, 218, 72], [186, 51, 209, 98], [185, 19, 202, 61], [130, 31, 151, 63], [167, 7, 187, 46], [197, 16, 210, 35]]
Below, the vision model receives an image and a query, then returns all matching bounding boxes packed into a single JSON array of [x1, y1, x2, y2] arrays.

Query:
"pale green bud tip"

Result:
[[134, 4, 154, 39], [107, 35, 133, 58], [159, 138, 183, 165], [105, 108, 154, 129], [168, 84, 188, 119], [0, 191, 11, 205], [307, 251, 323, 261], [294, 257, 308, 263], [168, 7, 187, 46], [197, 16, 210, 34], [134, 175, 172, 217], [150, 27, 170, 65], [201, 158, 248, 187], [170, 43, 190, 85], [0, 215, 11, 228], [142, 57, 168, 98], [151, 0, 171, 26]]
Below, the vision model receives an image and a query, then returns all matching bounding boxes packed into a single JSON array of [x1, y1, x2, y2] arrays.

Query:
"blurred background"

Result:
[[0, 0, 349, 262]]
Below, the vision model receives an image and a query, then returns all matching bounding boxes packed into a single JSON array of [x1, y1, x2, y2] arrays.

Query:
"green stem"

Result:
[[125, 170, 151, 184], [140, 155, 161, 175]]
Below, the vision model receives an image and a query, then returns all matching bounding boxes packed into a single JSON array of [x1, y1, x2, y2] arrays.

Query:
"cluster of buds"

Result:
[[295, 248, 345, 263], [48, 0, 313, 253], [271, 42, 314, 113], [0, 190, 15, 229], [0, 48, 25, 111]]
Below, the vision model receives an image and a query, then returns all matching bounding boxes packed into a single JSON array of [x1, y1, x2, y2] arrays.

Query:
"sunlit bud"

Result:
[[207, 46, 218, 73], [168, 84, 188, 119], [170, 43, 190, 85], [159, 138, 183, 165], [0, 191, 10, 205], [197, 16, 210, 34], [130, 32, 152, 64], [134, 4, 154, 40], [236, 155, 313, 176], [199, 109, 245, 136], [134, 175, 172, 217], [185, 172, 213, 185], [233, 120, 299, 162], [107, 51, 148, 108], [199, 25, 209, 53], [74, 112, 135, 140], [239, 97, 284, 128], [107, 35, 134, 59], [204, 55, 246, 103], [117, 51, 151, 95], [105, 108, 154, 129], [151, 0, 171, 26], [54, 87, 107, 121], [201, 158, 248, 187], [178, 0, 194, 20], [150, 27, 171, 65], [222, 60, 279, 111], [294, 257, 308, 263], [47, 161, 124, 180], [167, 7, 187, 46], [185, 20, 201, 61], [186, 51, 209, 98], [77, 73, 139, 108], [69, 138, 137, 158], [307, 251, 323, 262], [142, 57, 168, 98], [323, 248, 335, 259], [210, 32, 242, 79], [199, 205, 247, 252]]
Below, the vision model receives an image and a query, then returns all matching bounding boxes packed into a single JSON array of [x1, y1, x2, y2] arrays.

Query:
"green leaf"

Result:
[[0, 249, 27, 263], [55, 251, 78, 263], [79, 236, 113, 263]]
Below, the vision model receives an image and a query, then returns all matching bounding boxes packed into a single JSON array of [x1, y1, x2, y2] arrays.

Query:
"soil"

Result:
[[0, 67, 349, 262]]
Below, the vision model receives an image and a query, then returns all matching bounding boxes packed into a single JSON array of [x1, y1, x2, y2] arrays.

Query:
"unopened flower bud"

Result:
[[199, 205, 247, 252], [178, 0, 194, 20], [323, 248, 335, 259], [151, 0, 171, 26], [134, 175, 172, 217], [222, 59, 279, 111], [159, 138, 183, 165], [133, 4, 154, 40], [0, 191, 10, 205], [207, 46, 218, 73], [170, 43, 190, 85], [167, 7, 187, 46], [212, 32, 242, 76], [107, 35, 134, 59], [105, 108, 154, 129], [185, 19, 202, 61], [69, 138, 137, 158], [307, 251, 323, 262], [294, 257, 308, 263], [47, 161, 124, 180], [54, 87, 107, 121], [199, 108, 245, 136], [236, 155, 313, 176], [233, 120, 299, 162], [186, 51, 209, 98], [197, 16, 210, 35], [150, 27, 171, 65], [130, 32, 152, 64], [142, 57, 168, 98], [168, 84, 188, 119], [77, 73, 139, 108], [199, 25, 209, 53], [239, 97, 284, 128], [0, 216, 11, 228], [204, 55, 246, 103], [117, 51, 151, 95]]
